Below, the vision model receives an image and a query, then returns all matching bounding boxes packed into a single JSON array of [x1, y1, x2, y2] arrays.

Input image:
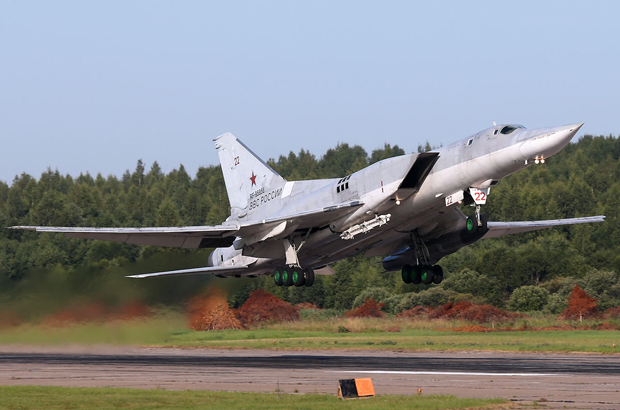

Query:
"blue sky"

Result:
[[1, 1, 619, 183]]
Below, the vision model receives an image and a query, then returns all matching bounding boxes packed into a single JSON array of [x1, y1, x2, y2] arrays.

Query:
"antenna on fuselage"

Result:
[[493, 121, 497, 126]]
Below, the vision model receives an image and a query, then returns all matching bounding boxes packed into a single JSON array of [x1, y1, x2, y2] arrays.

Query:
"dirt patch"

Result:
[[234, 289, 299, 327], [345, 299, 385, 318], [188, 290, 242, 331]]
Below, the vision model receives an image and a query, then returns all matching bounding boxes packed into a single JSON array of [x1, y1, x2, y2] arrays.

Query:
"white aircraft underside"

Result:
[[13, 122, 605, 286]]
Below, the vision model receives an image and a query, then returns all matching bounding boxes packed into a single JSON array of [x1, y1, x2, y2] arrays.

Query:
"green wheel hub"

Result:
[[282, 271, 289, 283], [274, 270, 281, 282], [421, 269, 428, 282], [292, 271, 299, 283], [467, 218, 474, 231]]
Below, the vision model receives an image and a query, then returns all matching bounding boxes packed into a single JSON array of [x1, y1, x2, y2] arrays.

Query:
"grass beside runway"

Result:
[[0, 386, 510, 410], [0, 316, 619, 353], [165, 327, 620, 353]]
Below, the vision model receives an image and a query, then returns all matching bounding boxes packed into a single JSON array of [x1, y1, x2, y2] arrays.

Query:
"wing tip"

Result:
[[8, 226, 37, 230]]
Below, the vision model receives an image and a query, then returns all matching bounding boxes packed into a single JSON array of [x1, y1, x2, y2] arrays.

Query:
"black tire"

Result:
[[432, 265, 444, 284], [411, 265, 422, 284], [304, 269, 315, 287], [479, 214, 488, 232], [465, 216, 478, 235], [292, 268, 305, 287], [421, 265, 434, 285], [401, 265, 412, 284], [282, 268, 293, 286], [274, 268, 284, 286]]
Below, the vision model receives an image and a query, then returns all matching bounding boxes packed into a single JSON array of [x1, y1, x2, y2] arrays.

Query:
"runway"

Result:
[[1, 346, 619, 409]]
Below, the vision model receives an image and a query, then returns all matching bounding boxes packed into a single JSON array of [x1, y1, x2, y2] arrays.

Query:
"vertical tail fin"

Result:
[[214, 132, 287, 215]]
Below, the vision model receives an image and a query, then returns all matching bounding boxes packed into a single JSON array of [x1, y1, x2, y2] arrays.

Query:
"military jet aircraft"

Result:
[[12, 123, 604, 287]]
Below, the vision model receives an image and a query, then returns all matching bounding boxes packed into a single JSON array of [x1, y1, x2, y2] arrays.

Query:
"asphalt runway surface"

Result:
[[1, 346, 620, 409]]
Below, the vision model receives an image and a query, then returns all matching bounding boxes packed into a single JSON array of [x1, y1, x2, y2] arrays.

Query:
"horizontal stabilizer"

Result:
[[126, 265, 250, 279], [484, 215, 606, 239]]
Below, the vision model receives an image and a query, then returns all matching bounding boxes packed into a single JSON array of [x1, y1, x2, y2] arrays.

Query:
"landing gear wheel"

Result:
[[466, 216, 478, 235], [274, 268, 284, 286], [282, 267, 293, 287], [401, 265, 412, 284], [292, 268, 305, 287], [421, 265, 435, 285], [432, 265, 444, 284], [409, 265, 422, 285], [411, 265, 422, 284], [304, 269, 315, 287]]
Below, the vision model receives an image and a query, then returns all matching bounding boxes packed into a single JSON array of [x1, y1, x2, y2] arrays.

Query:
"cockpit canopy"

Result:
[[498, 124, 526, 135]]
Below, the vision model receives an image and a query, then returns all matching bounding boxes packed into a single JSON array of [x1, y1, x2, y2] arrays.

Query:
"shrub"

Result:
[[544, 293, 568, 314], [395, 288, 453, 313], [383, 294, 406, 315], [561, 285, 598, 321], [508, 286, 549, 312], [441, 268, 504, 306], [352, 287, 391, 307], [580, 269, 618, 298]]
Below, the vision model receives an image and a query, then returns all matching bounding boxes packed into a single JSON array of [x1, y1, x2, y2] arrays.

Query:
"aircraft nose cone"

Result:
[[519, 122, 584, 161], [564, 122, 584, 135]]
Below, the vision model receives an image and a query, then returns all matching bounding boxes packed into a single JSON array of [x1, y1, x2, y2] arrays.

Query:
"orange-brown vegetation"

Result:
[[451, 324, 494, 332], [397, 301, 518, 324], [429, 301, 473, 319], [43, 301, 152, 327], [345, 299, 385, 318], [458, 304, 518, 323], [187, 290, 242, 331], [561, 285, 598, 321], [294, 302, 321, 311], [596, 322, 617, 330], [0, 312, 22, 330], [234, 289, 299, 327], [604, 307, 620, 319]]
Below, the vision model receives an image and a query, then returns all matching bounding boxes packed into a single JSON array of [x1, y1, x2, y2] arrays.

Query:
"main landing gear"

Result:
[[401, 264, 443, 285], [273, 266, 315, 287]]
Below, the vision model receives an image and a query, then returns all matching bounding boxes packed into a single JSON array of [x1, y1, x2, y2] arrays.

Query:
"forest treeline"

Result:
[[1, 136, 620, 318]]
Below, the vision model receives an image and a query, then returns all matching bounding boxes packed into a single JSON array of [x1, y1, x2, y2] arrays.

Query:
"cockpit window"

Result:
[[500, 125, 518, 135]]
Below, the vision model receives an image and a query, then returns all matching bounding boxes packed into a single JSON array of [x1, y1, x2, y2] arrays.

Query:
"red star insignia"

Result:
[[250, 172, 257, 186]]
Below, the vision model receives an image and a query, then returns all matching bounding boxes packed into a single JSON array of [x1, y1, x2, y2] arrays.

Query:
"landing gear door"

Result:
[[469, 187, 489, 205], [445, 190, 464, 207]]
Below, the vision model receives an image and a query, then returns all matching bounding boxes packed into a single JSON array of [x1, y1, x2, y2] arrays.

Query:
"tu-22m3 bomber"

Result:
[[12, 123, 605, 287]]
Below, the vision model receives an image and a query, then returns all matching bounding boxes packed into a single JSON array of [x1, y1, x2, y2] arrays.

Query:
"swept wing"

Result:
[[10, 200, 363, 248], [484, 216, 606, 239]]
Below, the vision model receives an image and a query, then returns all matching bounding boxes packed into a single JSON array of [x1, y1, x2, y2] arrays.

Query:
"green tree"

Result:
[[156, 198, 182, 227], [508, 286, 549, 312]]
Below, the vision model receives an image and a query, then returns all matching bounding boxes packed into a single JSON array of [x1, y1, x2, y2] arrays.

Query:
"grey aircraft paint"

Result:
[[12, 123, 605, 286]]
